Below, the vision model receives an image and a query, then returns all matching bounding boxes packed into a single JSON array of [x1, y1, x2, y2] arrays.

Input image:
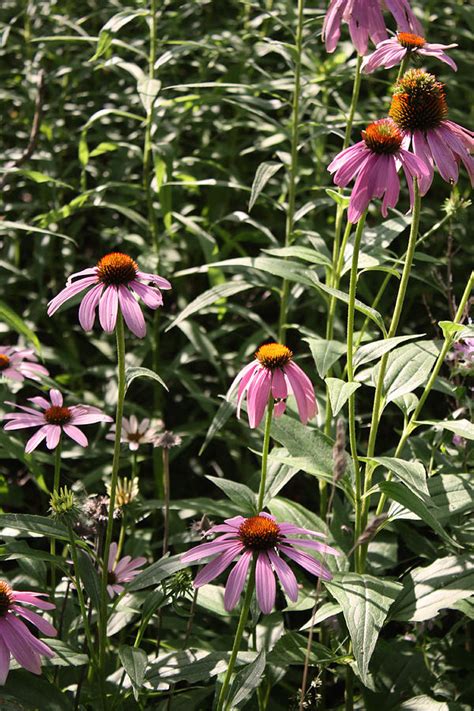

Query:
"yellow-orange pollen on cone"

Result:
[[0, 580, 13, 617], [397, 32, 426, 49], [238, 516, 281, 551], [45, 406, 72, 426], [362, 120, 403, 155], [255, 343, 293, 369], [389, 69, 448, 132], [0, 354, 10, 371], [96, 252, 138, 286]]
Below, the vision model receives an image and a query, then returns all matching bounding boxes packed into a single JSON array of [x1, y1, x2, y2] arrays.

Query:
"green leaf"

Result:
[[309, 275, 387, 336], [0, 220, 76, 244], [428, 473, 474, 523], [0, 514, 69, 541], [102, 9, 148, 33], [325, 188, 350, 208], [269, 414, 351, 492], [119, 645, 148, 699], [376, 341, 439, 403], [0, 430, 48, 492], [325, 573, 402, 685], [267, 631, 341, 666], [390, 555, 474, 622], [76, 550, 101, 611], [227, 650, 266, 708], [199, 398, 235, 455], [426, 418, 474, 441], [353, 334, 425, 370], [452, 597, 474, 620], [89, 141, 119, 158], [299, 602, 342, 631], [125, 366, 168, 392], [368, 457, 429, 497], [2, 671, 73, 710], [0, 299, 41, 352], [90, 30, 112, 61], [438, 321, 466, 340], [380, 482, 459, 547], [166, 281, 253, 331], [263, 246, 332, 268], [146, 649, 256, 686], [325, 377, 361, 416], [46, 639, 88, 667], [206, 476, 256, 511], [127, 554, 184, 591], [137, 77, 161, 114], [305, 338, 347, 378], [249, 161, 283, 211], [268, 497, 326, 535], [176, 257, 313, 287]]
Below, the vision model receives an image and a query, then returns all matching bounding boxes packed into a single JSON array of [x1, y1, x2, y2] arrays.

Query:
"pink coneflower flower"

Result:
[[181, 513, 339, 614], [227, 343, 317, 429], [389, 70, 474, 193], [0, 580, 56, 684], [106, 542, 146, 597], [323, 0, 422, 56], [3, 388, 112, 453], [363, 33, 457, 73], [328, 118, 429, 223], [47, 252, 171, 339], [106, 415, 163, 451], [0, 346, 49, 383]]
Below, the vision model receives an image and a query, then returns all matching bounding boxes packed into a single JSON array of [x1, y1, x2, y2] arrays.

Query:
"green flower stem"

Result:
[[360, 181, 421, 543], [346, 213, 367, 574], [343, 54, 363, 151], [374, 270, 474, 517], [67, 521, 96, 668], [257, 397, 275, 511], [216, 561, 256, 711], [98, 313, 126, 705], [143, 0, 159, 254], [396, 53, 410, 83], [162, 447, 170, 555], [50, 440, 62, 601], [278, 0, 304, 343]]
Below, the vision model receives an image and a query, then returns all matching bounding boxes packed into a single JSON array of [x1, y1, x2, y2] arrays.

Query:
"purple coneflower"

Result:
[[181, 513, 339, 614], [328, 118, 429, 223], [0, 580, 56, 684], [3, 388, 112, 453], [0, 346, 49, 383], [323, 0, 422, 56], [47, 252, 171, 339], [227, 343, 317, 429], [106, 415, 163, 451], [106, 542, 146, 597], [363, 32, 457, 73], [389, 69, 474, 193]]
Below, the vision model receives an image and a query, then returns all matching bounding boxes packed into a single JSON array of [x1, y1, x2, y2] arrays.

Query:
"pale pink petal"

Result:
[[136, 271, 172, 289], [0, 632, 10, 684], [224, 550, 252, 611], [130, 281, 163, 309], [247, 368, 272, 429], [27, 397, 51, 410], [193, 545, 243, 587], [181, 537, 241, 564], [12, 592, 55, 610], [63, 425, 88, 447], [13, 607, 57, 637], [279, 545, 333, 581], [49, 390, 63, 407], [271, 368, 288, 400], [25, 426, 49, 453], [98, 285, 119, 333], [117, 285, 146, 338], [426, 129, 459, 184], [283, 538, 340, 556], [45, 425, 61, 450], [78, 283, 103, 331], [274, 400, 287, 417], [66, 267, 98, 285], [47, 277, 98, 316], [2, 617, 42, 673], [255, 552, 276, 614], [267, 549, 299, 602]]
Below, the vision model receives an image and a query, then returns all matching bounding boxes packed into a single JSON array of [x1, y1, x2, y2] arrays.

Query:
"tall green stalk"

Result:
[[50, 441, 62, 600], [67, 521, 96, 669], [143, 0, 159, 254], [278, 0, 305, 343], [98, 313, 126, 704], [345, 213, 366, 573], [257, 398, 274, 511], [360, 181, 421, 546]]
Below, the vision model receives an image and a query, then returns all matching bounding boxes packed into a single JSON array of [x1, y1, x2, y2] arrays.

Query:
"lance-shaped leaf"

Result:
[[227, 650, 266, 707], [373, 341, 439, 403], [325, 377, 361, 416], [390, 555, 474, 622], [305, 338, 347, 378], [325, 573, 402, 685], [367, 457, 429, 497], [249, 161, 283, 211]]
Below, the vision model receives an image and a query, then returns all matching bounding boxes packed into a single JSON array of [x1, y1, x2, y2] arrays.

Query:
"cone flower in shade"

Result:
[[3, 388, 112, 453], [106, 542, 146, 597], [328, 118, 430, 223], [322, 0, 422, 56], [106, 415, 163, 451], [389, 70, 474, 193], [227, 343, 317, 429], [181, 513, 339, 614], [0, 580, 56, 684], [362, 33, 457, 74], [0, 346, 49, 383], [47, 252, 171, 338]]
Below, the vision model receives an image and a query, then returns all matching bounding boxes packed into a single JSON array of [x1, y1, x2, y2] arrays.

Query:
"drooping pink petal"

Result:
[[381, 156, 400, 217], [412, 130, 434, 194], [12, 592, 55, 610], [267, 549, 299, 602], [98, 285, 119, 333], [117, 285, 146, 338], [0, 632, 10, 684], [78, 283, 103, 331], [45, 425, 61, 450], [247, 367, 272, 429], [1, 616, 42, 674], [47, 276, 98, 316], [69, 406, 112, 425], [63, 425, 88, 447], [255, 552, 276, 614], [136, 272, 172, 290], [274, 400, 287, 417], [283, 538, 341, 556], [271, 368, 288, 400], [419, 46, 457, 71], [181, 537, 241, 564], [224, 550, 252, 611], [194, 545, 243, 588], [130, 281, 163, 309], [279, 545, 333, 581], [4, 416, 46, 430], [13, 606, 57, 638], [25, 426, 49, 454], [426, 129, 459, 184], [66, 267, 98, 285]]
